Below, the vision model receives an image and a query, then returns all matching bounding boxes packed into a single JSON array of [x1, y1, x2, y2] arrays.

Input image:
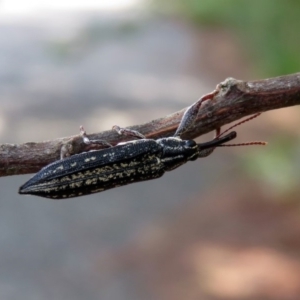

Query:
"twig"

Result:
[[1, 73, 300, 177]]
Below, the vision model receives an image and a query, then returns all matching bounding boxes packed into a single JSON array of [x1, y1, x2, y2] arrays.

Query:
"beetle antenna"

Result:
[[218, 141, 267, 147], [215, 113, 266, 147], [218, 113, 261, 138]]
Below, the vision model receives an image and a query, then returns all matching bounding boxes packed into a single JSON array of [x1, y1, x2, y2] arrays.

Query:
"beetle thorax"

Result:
[[157, 137, 199, 161]]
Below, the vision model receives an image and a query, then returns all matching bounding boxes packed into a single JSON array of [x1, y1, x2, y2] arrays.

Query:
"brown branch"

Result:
[[2, 72, 300, 177]]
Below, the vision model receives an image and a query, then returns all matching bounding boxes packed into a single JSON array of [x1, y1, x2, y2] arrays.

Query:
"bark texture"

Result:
[[1, 73, 300, 177]]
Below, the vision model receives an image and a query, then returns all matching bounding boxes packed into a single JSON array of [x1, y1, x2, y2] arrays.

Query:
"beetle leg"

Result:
[[79, 126, 113, 147], [112, 125, 146, 139], [174, 88, 219, 137], [60, 126, 113, 159], [60, 142, 74, 159]]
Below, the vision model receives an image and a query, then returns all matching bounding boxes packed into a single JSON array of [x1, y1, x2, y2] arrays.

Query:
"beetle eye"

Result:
[[185, 140, 196, 147]]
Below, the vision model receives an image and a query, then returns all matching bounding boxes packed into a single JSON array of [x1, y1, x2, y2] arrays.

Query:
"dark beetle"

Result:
[[19, 89, 260, 199], [18, 131, 236, 199]]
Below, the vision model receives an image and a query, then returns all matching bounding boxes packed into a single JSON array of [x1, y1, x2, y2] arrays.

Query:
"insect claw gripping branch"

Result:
[[19, 91, 264, 199]]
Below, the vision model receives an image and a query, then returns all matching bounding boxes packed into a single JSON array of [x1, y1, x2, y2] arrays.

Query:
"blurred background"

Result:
[[1, 0, 300, 299]]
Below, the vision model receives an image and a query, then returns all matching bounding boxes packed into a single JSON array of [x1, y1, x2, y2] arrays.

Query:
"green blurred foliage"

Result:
[[151, 0, 300, 195], [151, 0, 300, 76], [242, 135, 300, 197]]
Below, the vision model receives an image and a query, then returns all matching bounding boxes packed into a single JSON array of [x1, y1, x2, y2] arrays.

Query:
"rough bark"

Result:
[[1, 73, 300, 177]]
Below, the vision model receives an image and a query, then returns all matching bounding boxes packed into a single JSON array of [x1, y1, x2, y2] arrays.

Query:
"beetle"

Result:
[[18, 93, 263, 199], [18, 130, 237, 199]]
